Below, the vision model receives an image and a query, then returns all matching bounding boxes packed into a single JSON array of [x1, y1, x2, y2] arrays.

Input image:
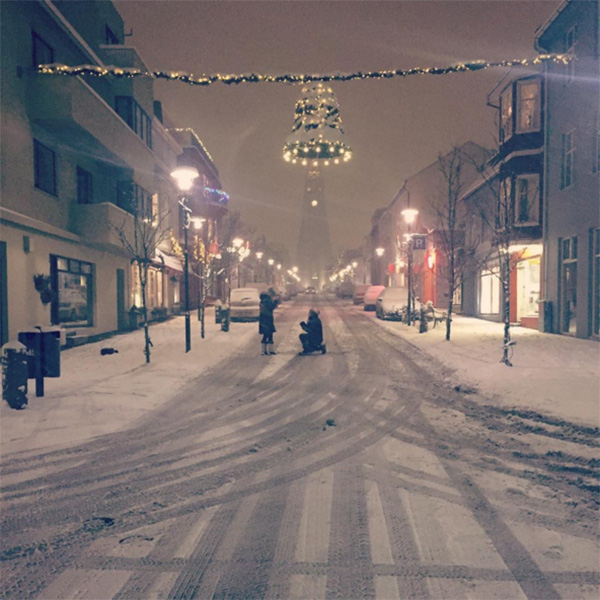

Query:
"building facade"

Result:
[[0, 0, 223, 346], [535, 0, 600, 338]]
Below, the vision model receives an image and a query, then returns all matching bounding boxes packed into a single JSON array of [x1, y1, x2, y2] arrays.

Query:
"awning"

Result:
[[155, 248, 183, 273]]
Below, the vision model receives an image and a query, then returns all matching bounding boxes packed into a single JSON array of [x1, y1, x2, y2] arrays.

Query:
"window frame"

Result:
[[515, 79, 541, 134], [50, 254, 94, 327], [561, 130, 576, 189], [499, 85, 513, 143], [514, 173, 540, 226], [33, 139, 57, 196], [76, 167, 93, 204], [114, 96, 152, 148]]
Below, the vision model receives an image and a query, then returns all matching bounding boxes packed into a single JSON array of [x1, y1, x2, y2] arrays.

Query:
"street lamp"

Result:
[[401, 206, 419, 326], [171, 164, 199, 352]]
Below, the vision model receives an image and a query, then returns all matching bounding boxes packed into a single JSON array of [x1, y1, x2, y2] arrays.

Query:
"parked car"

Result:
[[363, 285, 385, 311], [352, 283, 371, 305], [229, 287, 260, 321], [336, 281, 354, 298], [305, 286, 316, 294], [375, 286, 422, 320]]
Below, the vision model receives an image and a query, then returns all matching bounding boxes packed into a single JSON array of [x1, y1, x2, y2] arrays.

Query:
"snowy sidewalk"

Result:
[[1, 305, 598, 458], [369, 309, 599, 429], [0, 309, 258, 456]]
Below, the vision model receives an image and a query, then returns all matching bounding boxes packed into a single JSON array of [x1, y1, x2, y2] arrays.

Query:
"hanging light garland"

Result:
[[36, 54, 570, 87]]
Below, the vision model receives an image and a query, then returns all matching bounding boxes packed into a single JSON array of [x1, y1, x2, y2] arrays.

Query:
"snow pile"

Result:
[[371, 311, 599, 428]]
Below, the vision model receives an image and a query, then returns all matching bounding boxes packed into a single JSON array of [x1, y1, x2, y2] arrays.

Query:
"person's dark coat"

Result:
[[300, 310, 323, 346], [259, 293, 277, 336]]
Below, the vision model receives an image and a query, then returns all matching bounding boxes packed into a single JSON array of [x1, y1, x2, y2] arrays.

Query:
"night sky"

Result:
[[114, 0, 562, 256]]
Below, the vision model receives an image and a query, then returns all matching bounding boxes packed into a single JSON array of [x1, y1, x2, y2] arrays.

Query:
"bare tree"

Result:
[[430, 146, 490, 340], [467, 154, 540, 366], [112, 196, 171, 363]]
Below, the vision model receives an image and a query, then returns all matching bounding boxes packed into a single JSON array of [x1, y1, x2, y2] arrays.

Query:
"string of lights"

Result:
[[36, 54, 570, 87]]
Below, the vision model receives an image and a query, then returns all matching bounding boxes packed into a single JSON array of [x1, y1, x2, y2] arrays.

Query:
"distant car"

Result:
[[375, 286, 422, 321], [229, 287, 260, 321], [363, 285, 385, 311], [352, 283, 371, 305], [336, 281, 354, 298], [305, 286, 316, 294]]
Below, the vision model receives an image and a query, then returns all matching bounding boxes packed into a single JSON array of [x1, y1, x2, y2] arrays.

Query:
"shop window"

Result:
[[516, 80, 540, 133], [514, 174, 540, 226], [480, 268, 500, 315], [32, 31, 53, 67], [516, 256, 540, 320], [51, 255, 93, 326], [560, 131, 575, 189], [560, 236, 578, 334], [34, 139, 56, 195], [499, 86, 513, 143], [76, 167, 93, 204]]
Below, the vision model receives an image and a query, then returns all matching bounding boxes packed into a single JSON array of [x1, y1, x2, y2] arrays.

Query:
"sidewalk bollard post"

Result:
[[1, 341, 28, 409]]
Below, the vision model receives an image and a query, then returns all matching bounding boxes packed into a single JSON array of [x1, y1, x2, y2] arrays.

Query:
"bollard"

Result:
[[1, 341, 28, 409], [220, 305, 230, 332], [419, 306, 429, 333]]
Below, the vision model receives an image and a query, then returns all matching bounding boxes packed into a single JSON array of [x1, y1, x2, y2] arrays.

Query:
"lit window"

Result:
[[514, 174, 540, 225], [480, 268, 500, 314], [516, 80, 540, 132], [34, 139, 56, 195], [500, 86, 513, 143], [51, 255, 93, 326], [561, 131, 575, 189]]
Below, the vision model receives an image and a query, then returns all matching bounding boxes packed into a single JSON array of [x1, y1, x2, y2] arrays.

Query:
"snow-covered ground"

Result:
[[1, 304, 598, 457]]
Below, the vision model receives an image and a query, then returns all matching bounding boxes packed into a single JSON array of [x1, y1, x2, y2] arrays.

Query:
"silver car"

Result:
[[229, 288, 260, 321], [376, 286, 421, 320]]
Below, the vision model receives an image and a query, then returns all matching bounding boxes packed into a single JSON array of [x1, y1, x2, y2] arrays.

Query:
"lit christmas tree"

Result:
[[283, 83, 352, 166]]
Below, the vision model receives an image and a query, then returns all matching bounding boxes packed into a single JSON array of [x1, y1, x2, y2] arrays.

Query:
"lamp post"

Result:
[[401, 206, 419, 326], [375, 247, 385, 286], [171, 164, 199, 352]]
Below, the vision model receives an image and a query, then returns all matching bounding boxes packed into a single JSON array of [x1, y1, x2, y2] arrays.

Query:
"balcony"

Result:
[[27, 73, 154, 190], [70, 202, 134, 250]]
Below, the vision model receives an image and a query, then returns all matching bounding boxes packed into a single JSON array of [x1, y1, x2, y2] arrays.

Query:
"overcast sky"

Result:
[[114, 0, 561, 256]]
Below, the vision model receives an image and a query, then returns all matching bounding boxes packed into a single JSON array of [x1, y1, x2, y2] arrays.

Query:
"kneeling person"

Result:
[[299, 309, 326, 354]]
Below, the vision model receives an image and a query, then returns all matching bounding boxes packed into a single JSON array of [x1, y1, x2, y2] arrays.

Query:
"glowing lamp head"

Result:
[[268, 258, 275, 266], [232, 237, 244, 248], [401, 207, 419, 225], [351, 261, 358, 268], [255, 251, 264, 260], [170, 165, 199, 191], [375, 247, 385, 257]]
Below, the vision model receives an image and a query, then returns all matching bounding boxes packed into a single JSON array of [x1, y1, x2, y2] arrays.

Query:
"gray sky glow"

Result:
[[115, 0, 562, 255]]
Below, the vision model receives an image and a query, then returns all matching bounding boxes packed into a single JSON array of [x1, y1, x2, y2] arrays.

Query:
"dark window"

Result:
[[116, 181, 152, 219], [562, 238, 571, 260], [105, 26, 119, 45], [50, 255, 93, 327], [114, 96, 152, 148], [561, 131, 575, 189], [76, 167, 93, 204], [34, 139, 56, 195], [572, 236, 578, 259], [32, 31, 54, 67]]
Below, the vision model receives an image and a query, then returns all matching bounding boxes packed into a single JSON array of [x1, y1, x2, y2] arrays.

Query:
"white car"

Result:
[[376, 286, 421, 320], [229, 288, 260, 321], [363, 285, 385, 311]]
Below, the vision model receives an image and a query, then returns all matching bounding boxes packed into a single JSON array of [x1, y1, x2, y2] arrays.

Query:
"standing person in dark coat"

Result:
[[259, 292, 277, 355], [299, 308, 326, 354]]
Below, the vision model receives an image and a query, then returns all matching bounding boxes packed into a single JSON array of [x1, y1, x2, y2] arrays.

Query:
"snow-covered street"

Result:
[[1, 296, 598, 599]]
